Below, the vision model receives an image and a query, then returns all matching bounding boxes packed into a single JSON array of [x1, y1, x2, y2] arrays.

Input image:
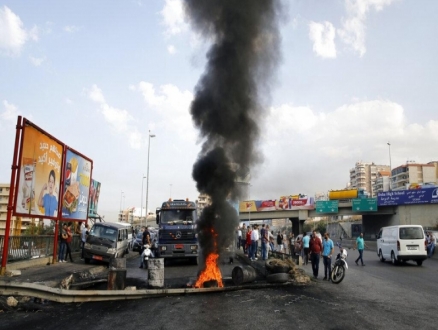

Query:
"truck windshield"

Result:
[[90, 225, 118, 242], [161, 210, 196, 224]]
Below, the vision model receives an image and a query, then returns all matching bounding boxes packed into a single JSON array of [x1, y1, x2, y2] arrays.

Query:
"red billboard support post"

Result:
[[1, 116, 23, 275]]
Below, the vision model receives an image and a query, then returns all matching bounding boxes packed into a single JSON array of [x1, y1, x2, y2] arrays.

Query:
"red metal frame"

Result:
[[1, 116, 24, 275]]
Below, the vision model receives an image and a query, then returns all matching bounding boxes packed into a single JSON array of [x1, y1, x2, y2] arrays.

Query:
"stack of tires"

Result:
[[265, 259, 291, 283]]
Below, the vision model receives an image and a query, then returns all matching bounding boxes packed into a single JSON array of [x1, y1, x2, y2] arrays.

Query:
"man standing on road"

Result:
[[427, 232, 435, 258], [289, 233, 295, 256], [80, 223, 89, 260], [355, 232, 367, 266], [237, 226, 242, 250], [322, 233, 334, 281], [250, 224, 259, 261], [276, 231, 284, 252], [309, 231, 323, 279], [261, 224, 269, 260], [302, 232, 310, 265], [241, 225, 248, 254]]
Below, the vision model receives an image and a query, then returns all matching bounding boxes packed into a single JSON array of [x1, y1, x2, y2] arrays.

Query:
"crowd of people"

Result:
[[237, 224, 295, 261]]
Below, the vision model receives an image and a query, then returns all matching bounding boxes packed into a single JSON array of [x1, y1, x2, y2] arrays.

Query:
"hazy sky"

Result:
[[1, 0, 437, 221]]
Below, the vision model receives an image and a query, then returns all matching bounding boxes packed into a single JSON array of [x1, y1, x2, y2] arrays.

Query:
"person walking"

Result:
[[58, 223, 68, 263], [322, 233, 334, 281], [237, 227, 242, 250], [80, 223, 89, 260], [355, 232, 367, 266], [309, 231, 323, 279], [65, 222, 74, 262], [302, 232, 310, 265]]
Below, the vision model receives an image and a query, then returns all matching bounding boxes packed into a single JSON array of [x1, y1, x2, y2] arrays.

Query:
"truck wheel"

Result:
[[379, 250, 385, 262], [416, 260, 423, 266]]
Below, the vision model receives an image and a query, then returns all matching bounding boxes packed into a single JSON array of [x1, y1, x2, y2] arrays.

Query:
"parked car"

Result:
[[132, 232, 144, 252]]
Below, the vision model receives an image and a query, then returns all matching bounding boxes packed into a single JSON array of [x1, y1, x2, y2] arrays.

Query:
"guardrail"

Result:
[[0, 235, 82, 263]]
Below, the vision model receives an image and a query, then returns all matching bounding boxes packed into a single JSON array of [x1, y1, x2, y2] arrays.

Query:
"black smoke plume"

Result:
[[185, 0, 283, 265]]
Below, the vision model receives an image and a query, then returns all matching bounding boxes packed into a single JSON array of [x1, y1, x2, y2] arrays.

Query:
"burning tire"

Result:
[[265, 260, 291, 274], [266, 273, 289, 283]]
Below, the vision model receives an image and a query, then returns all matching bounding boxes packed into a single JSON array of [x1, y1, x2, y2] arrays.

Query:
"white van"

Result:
[[83, 222, 130, 264], [376, 225, 427, 266]]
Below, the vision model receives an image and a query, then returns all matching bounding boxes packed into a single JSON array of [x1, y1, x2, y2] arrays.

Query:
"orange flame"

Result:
[[194, 252, 223, 288], [194, 227, 223, 288]]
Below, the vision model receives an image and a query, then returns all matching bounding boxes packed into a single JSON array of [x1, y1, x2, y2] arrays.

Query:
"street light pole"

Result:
[[170, 184, 172, 199], [140, 175, 146, 228], [387, 142, 392, 191], [119, 191, 124, 221], [145, 130, 156, 228]]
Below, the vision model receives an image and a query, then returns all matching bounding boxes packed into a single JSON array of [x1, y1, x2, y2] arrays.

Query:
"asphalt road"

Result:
[[1, 249, 437, 330]]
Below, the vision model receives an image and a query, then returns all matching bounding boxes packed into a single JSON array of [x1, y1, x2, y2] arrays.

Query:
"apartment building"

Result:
[[350, 162, 390, 196], [372, 171, 390, 196], [391, 162, 438, 190], [0, 183, 33, 236], [197, 193, 211, 215]]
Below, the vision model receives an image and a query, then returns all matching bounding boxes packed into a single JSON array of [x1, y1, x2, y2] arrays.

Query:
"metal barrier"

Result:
[[0, 235, 82, 263]]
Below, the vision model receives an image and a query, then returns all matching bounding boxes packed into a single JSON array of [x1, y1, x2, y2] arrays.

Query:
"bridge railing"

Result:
[[0, 235, 82, 263]]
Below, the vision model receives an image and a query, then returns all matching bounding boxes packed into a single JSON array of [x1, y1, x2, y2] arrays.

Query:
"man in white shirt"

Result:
[[250, 225, 259, 261], [80, 223, 89, 260]]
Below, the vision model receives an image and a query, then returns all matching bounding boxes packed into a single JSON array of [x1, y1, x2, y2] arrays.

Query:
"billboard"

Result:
[[14, 125, 63, 218], [88, 179, 101, 217], [239, 196, 315, 212], [378, 188, 438, 206], [60, 149, 92, 221]]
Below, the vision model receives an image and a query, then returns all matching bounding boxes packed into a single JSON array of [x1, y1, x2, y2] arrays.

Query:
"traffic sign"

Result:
[[316, 201, 339, 213], [352, 198, 377, 212]]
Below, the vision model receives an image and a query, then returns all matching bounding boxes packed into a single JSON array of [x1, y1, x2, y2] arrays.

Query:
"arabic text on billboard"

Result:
[[378, 188, 438, 206], [15, 125, 63, 219]]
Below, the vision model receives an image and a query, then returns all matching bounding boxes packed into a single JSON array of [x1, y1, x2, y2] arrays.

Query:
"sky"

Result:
[[1, 0, 437, 222]]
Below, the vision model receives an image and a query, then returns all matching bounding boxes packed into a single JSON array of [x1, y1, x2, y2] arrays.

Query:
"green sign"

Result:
[[316, 201, 339, 213], [352, 198, 377, 212]]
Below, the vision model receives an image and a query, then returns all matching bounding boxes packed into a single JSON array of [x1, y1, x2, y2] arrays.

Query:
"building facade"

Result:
[[0, 183, 33, 236], [350, 162, 390, 196], [391, 162, 438, 190]]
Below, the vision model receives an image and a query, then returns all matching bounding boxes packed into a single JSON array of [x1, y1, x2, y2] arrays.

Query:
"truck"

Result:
[[155, 199, 199, 264], [328, 188, 369, 200]]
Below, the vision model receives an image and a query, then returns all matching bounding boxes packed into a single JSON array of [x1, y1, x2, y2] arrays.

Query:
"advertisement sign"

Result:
[[239, 200, 258, 213], [278, 195, 314, 210], [14, 125, 63, 218], [378, 188, 438, 206], [61, 149, 92, 220], [88, 179, 101, 217], [239, 196, 315, 212]]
